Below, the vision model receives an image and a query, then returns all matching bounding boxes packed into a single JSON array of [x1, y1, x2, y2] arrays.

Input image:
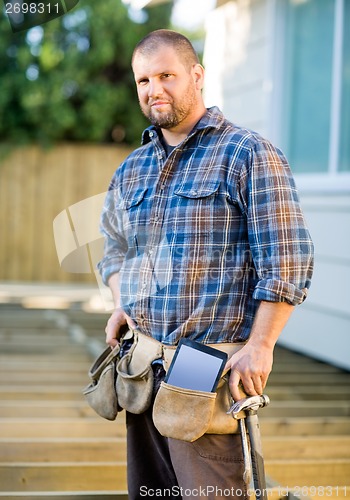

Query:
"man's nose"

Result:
[[148, 79, 163, 98]]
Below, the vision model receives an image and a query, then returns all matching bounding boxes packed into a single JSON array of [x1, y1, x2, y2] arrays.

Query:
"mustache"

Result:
[[148, 99, 172, 106]]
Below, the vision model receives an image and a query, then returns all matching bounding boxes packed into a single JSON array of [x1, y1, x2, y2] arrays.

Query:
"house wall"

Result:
[[281, 193, 350, 371], [204, 0, 275, 137]]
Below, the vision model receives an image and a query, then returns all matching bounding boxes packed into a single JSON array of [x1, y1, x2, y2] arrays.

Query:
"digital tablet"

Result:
[[164, 338, 228, 392]]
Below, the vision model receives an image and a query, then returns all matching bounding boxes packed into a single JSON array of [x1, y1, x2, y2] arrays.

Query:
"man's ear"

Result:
[[192, 64, 205, 90]]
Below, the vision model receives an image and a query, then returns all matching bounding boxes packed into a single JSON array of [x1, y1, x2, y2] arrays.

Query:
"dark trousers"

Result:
[[126, 366, 248, 500]]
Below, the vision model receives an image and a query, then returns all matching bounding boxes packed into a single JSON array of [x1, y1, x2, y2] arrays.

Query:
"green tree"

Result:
[[0, 0, 172, 145]]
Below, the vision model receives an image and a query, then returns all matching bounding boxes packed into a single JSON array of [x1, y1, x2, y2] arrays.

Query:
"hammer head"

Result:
[[227, 394, 270, 419]]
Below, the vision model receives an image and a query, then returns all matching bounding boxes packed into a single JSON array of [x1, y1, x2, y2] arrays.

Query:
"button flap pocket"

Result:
[[122, 188, 148, 209], [174, 181, 220, 199]]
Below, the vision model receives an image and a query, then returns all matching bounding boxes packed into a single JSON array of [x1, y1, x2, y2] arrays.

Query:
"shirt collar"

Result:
[[141, 106, 225, 145]]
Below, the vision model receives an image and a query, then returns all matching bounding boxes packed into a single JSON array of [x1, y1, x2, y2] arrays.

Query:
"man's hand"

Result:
[[225, 343, 273, 402], [105, 273, 137, 348], [225, 300, 294, 402], [105, 307, 136, 348]]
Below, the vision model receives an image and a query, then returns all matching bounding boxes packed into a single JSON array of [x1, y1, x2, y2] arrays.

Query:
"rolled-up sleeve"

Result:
[[242, 140, 314, 306], [97, 185, 128, 286]]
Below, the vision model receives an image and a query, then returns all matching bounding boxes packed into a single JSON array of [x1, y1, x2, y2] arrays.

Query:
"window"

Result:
[[340, 0, 350, 172], [282, 0, 349, 175]]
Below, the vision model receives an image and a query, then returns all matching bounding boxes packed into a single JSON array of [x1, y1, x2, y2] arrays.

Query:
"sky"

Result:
[[123, 0, 217, 30], [171, 0, 216, 30]]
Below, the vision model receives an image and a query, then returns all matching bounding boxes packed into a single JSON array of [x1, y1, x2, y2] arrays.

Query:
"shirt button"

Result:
[[160, 183, 166, 190], [190, 190, 198, 196], [157, 153, 163, 159], [149, 131, 153, 138]]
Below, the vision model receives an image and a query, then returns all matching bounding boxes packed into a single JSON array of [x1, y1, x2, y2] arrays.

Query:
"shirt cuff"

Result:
[[253, 279, 308, 306], [97, 256, 124, 286]]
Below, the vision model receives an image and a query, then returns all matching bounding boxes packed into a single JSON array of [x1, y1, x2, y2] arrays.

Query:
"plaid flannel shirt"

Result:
[[98, 107, 314, 345]]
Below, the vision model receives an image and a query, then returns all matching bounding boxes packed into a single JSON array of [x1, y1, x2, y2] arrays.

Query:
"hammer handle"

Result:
[[246, 412, 267, 500]]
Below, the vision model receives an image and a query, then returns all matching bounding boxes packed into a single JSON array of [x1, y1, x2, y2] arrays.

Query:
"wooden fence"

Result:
[[0, 143, 132, 283]]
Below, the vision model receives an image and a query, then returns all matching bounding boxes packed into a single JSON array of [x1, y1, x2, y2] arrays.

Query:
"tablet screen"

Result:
[[164, 339, 227, 392]]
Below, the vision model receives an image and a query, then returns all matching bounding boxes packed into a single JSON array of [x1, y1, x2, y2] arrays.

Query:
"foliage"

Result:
[[0, 0, 172, 145]]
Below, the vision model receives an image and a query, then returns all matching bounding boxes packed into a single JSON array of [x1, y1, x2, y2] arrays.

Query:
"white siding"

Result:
[[279, 193, 350, 371], [204, 0, 274, 137]]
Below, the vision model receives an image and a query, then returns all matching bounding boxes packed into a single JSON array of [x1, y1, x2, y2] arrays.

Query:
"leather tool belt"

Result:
[[83, 330, 246, 441]]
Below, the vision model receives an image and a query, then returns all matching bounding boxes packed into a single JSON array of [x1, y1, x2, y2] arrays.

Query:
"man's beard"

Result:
[[146, 105, 185, 129], [141, 85, 197, 129]]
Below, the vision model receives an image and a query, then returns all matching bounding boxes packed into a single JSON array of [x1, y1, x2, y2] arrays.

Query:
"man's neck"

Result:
[[161, 106, 207, 146], [161, 129, 189, 147]]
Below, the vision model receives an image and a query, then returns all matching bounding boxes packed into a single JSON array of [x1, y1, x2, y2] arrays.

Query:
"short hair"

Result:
[[132, 29, 200, 70]]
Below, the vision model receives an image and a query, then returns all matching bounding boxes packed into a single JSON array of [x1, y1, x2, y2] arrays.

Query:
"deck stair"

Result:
[[0, 304, 127, 499], [0, 303, 349, 499]]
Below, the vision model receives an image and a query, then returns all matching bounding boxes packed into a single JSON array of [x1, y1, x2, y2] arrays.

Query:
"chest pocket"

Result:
[[174, 181, 220, 200], [118, 188, 149, 247], [173, 181, 221, 236], [121, 188, 148, 210]]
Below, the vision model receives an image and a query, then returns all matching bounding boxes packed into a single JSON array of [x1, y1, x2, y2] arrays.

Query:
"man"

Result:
[[98, 30, 314, 499]]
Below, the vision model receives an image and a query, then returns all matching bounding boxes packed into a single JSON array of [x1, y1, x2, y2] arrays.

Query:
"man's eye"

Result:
[[138, 79, 149, 85], [161, 74, 172, 79]]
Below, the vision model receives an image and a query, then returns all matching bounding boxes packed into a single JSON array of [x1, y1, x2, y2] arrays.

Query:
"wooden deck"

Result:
[[0, 303, 349, 499]]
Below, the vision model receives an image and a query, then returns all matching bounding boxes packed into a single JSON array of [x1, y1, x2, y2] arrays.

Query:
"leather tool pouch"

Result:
[[116, 331, 163, 414], [152, 344, 246, 442], [153, 381, 217, 442], [82, 344, 121, 421]]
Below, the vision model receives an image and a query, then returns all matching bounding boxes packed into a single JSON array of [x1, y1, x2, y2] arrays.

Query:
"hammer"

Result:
[[227, 394, 270, 500]]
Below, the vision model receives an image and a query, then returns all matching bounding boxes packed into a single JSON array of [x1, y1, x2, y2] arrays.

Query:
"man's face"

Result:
[[132, 46, 199, 130]]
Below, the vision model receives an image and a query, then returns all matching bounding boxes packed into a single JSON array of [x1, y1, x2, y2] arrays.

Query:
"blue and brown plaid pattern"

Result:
[[98, 107, 314, 345]]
